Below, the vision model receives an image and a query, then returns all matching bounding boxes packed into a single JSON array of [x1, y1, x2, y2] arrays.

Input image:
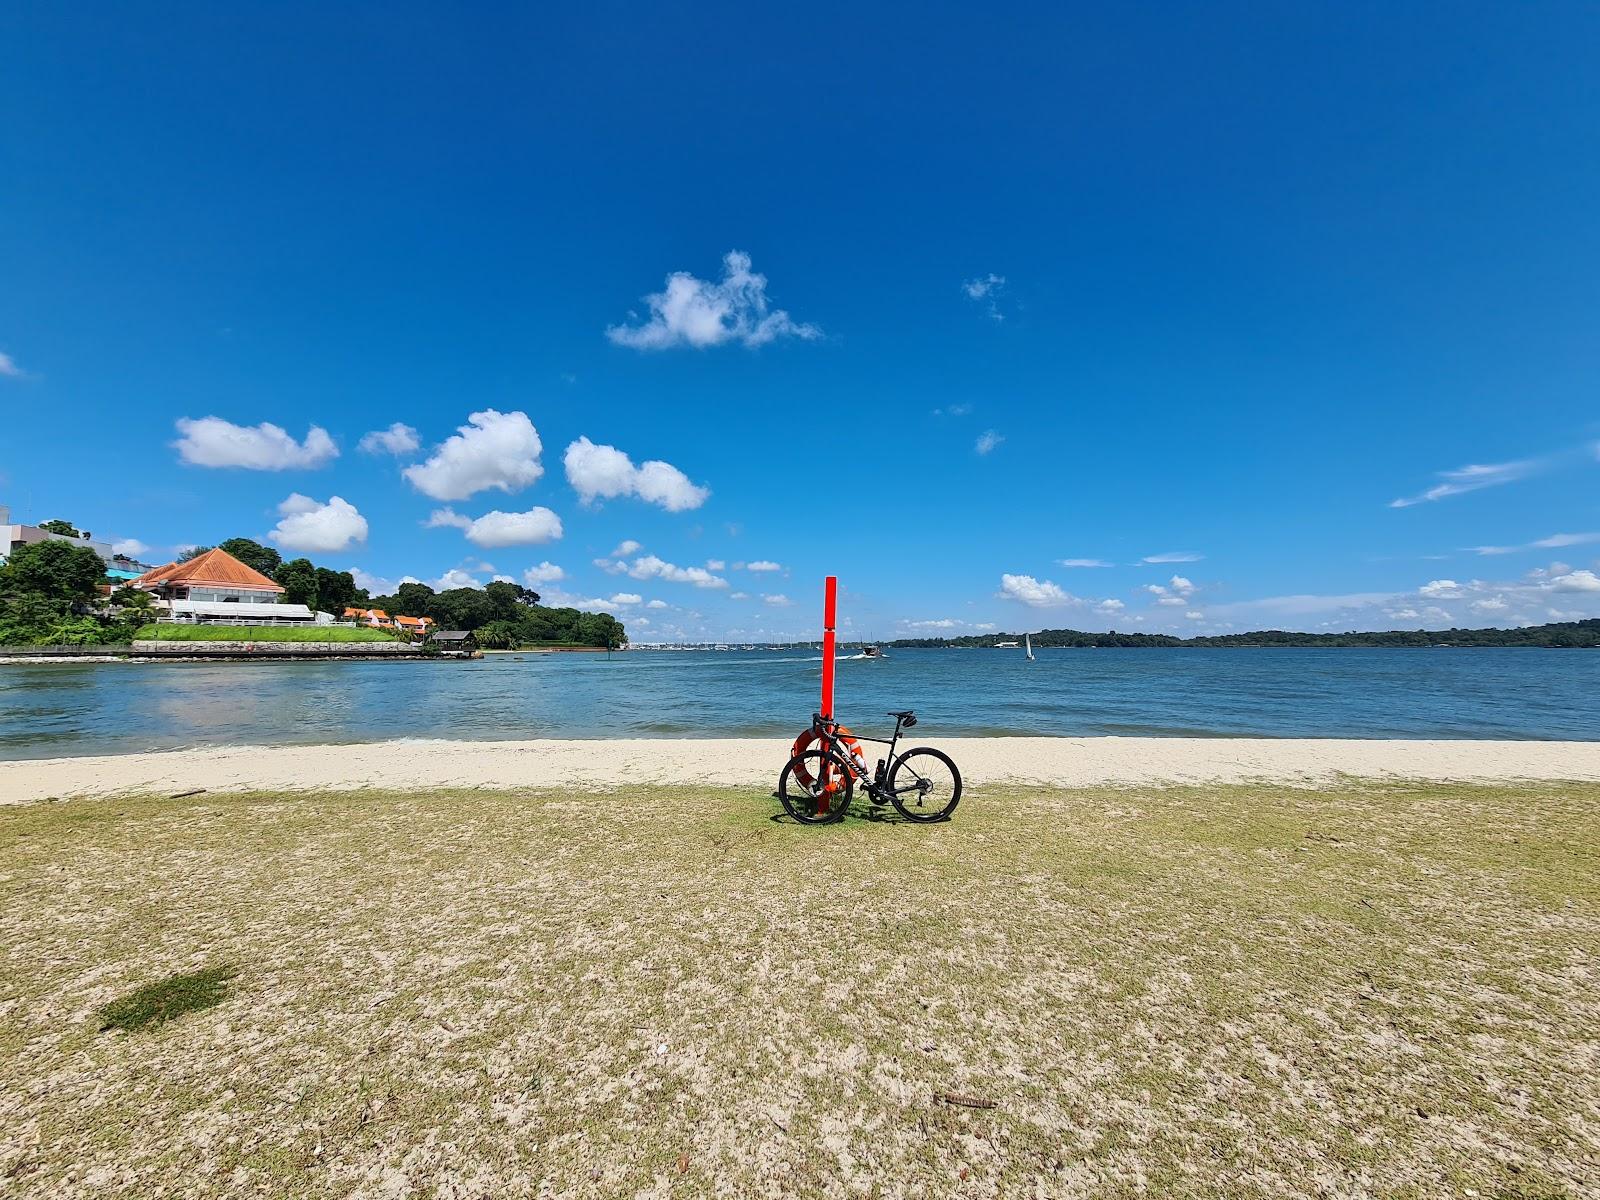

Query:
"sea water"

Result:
[[0, 646, 1595, 759]]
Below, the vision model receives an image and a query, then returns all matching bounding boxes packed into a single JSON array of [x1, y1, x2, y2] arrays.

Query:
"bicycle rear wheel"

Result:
[[778, 749, 853, 824], [888, 748, 961, 822]]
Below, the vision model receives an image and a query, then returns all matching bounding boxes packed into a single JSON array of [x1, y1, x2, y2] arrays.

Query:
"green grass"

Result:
[[133, 624, 400, 642], [98, 966, 238, 1032], [2, 780, 1596, 1196]]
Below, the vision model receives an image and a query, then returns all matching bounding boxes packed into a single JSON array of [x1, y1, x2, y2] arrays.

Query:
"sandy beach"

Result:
[[6, 735, 1600, 803]]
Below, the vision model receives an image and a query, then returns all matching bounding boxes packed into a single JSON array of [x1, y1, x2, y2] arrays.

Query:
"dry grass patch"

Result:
[[1, 780, 1596, 1197]]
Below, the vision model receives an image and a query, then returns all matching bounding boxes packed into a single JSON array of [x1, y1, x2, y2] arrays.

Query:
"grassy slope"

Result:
[[1, 781, 1596, 1197], [133, 624, 399, 642]]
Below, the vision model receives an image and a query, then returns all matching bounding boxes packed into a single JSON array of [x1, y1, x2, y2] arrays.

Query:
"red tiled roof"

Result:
[[133, 548, 285, 593]]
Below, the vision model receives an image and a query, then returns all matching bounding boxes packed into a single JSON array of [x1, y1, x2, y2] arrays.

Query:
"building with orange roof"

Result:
[[134, 548, 320, 625]]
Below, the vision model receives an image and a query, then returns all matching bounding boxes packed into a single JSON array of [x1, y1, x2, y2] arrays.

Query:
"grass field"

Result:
[[133, 624, 400, 642], [2, 780, 1596, 1197]]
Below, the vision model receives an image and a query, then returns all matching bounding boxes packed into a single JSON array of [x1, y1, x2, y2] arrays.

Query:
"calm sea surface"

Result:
[[1, 647, 1596, 759]]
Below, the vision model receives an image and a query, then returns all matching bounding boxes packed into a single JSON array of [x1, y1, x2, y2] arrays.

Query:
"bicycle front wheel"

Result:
[[889, 748, 961, 822], [778, 749, 854, 824]]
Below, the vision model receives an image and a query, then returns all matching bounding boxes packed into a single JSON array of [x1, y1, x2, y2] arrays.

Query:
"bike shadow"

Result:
[[763, 792, 937, 826]]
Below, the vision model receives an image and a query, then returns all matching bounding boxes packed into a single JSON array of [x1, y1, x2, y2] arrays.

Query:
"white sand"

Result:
[[4, 737, 1600, 803]]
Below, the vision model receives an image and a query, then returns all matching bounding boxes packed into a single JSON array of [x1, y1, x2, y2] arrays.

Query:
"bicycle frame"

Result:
[[814, 714, 912, 797]]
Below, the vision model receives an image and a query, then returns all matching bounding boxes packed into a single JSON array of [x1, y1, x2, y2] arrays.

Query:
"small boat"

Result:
[[1025, 633, 1035, 662], [861, 645, 881, 658]]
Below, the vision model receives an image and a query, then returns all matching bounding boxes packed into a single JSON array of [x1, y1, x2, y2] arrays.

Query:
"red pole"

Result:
[[820, 575, 838, 720]]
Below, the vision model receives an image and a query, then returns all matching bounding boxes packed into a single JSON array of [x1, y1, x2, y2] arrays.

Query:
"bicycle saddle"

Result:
[[888, 710, 917, 726]]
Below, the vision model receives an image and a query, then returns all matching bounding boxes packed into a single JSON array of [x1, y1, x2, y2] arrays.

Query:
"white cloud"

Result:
[[523, 561, 565, 585], [434, 568, 483, 590], [1184, 611, 1204, 620], [975, 430, 1005, 456], [1060, 558, 1114, 568], [999, 573, 1077, 607], [1548, 569, 1600, 593], [608, 593, 642, 606], [932, 403, 974, 417], [426, 506, 563, 548], [563, 437, 709, 512], [906, 618, 961, 629], [174, 417, 338, 470], [358, 422, 420, 457], [606, 250, 820, 350], [615, 554, 728, 589], [112, 538, 150, 558], [745, 560, 782, 572], [762, 594, 792, 607], [646, 599, 668, 609], [611, 539, 642, 557], [1472, 531, 1600, 556], [1387, 607, 1421, 621], [1146, 575, 1196, 605], [1471, 596, 1510, 614], [729, 591, 750, 600], [962, 274, 1006, 321], [269, 494, 368, 553], [706, 559, 726, 571], [1390, 457, 1540, 508], [1142, 551, 1204, 564], [350, 568, 397, 594], [403, 410, 544, 501], [0, 351, 24, 378], [1096, 599, 1125, 615], [1418, 579, 1464, 599]]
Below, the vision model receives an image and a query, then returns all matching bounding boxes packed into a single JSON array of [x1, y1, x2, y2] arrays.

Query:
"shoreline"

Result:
[[5, 736, 1600, 804]]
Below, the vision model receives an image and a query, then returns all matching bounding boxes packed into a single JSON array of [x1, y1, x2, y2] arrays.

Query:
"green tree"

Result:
[[427, 587, 496, 630], [391, 582, 436, 616], [275, 558, 318, 609], [484, 580, 540, 622], [39, 519, 84, 538], [0, 540, 107, 601], [313, 567, 358, 616], [217, 538, 282, 579], [476, 619, 524, 649]]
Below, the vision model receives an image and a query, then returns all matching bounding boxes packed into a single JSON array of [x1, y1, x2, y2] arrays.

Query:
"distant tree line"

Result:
[[365, 579, 626, 649], [891, 620, 1600, 650], [0, 527, 627, 649]]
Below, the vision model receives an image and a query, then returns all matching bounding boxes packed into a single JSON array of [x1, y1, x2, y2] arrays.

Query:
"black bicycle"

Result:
[[778, 710, 962, 825]]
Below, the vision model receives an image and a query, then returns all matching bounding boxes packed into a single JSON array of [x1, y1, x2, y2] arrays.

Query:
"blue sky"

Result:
[[3, 3, 1598, 640]]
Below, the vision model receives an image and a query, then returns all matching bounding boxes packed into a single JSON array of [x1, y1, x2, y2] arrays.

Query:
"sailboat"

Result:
[[1025, 632, 1035, 662]]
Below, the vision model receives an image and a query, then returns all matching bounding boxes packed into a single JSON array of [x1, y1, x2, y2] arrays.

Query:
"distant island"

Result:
[[891, 619, 1600, 650]]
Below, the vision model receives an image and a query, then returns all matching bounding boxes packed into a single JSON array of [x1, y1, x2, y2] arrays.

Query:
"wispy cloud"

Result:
[[962, 274, 1007, 321], [932, 403, 973, 418], [1390, 457, 1543, 508], [606, 251, 819, 350], [0, 351, 25, 378], [1470, 531, 1600, 556], [1141, 551, 1204, 564], [1059, 558, 1114, 568], [975, 430, 1005, 456], [358, 422, 420, 457]]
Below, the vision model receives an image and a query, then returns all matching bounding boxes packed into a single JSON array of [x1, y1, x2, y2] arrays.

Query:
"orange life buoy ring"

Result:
[[790, 724, 871, 788]]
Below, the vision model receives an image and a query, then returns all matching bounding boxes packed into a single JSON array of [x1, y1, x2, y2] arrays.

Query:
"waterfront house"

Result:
[[134, 548, 318, 625], [430, 630, 478, 656], [393, 614, 435, 638]]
